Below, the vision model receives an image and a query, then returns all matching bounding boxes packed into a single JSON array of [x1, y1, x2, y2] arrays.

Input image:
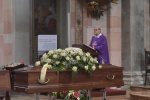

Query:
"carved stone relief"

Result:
[[75, 0, 83, 44]]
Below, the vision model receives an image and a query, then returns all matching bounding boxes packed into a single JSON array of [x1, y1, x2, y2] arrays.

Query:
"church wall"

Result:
[[109, 0, 122, 66], [0, 0, 31, 67], [0, 0, 14, 66]]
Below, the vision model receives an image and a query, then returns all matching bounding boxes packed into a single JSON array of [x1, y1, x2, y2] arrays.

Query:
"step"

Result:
[[130, 85, 150, 91], [91, 88, 126, 97], [129, 91, 150, 100]]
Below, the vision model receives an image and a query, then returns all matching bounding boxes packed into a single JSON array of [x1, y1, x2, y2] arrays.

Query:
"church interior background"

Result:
[[0, 0, 150, 88]]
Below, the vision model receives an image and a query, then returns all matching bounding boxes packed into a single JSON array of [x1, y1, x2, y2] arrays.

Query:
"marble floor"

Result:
[[9, 91, 130, 100]]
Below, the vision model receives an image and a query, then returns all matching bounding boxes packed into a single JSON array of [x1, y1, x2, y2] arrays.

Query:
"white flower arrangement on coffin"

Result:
[[35, 47, 100, 84]]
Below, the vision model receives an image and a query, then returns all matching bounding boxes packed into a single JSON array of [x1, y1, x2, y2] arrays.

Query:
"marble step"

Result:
[[91, 88, 126, 97], [129, 86, 150, 100], [130, 85, 150, 91], [129, 91, 150, 100]]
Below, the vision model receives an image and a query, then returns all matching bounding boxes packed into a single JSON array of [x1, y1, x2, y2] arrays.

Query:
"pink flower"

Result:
[[74, 92, 80, 98]]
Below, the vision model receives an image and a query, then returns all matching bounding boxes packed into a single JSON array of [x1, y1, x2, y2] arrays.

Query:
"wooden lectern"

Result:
[[4, 64, 27, 90], [72, 44, 100, 57]]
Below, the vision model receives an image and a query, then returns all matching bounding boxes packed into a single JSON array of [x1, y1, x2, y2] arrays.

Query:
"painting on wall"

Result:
[[33, 0, 57, 35]]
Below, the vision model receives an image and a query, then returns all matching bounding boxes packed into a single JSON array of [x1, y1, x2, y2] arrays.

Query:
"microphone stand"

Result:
[[99, 55, 107, 64]]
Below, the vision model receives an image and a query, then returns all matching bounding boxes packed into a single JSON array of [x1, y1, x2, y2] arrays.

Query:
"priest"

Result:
[[89, 26, 110, 64]]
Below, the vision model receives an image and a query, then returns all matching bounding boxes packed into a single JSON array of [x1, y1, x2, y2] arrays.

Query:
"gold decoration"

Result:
[[106, 75, 115, 81], [87, 1, 98, 11], [111, 0, 118, 4], [38, 78, 50, 85], [86, 0, 118, 20]]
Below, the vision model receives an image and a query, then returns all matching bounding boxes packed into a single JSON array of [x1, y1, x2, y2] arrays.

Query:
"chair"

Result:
[[144, 49, 150, 85]]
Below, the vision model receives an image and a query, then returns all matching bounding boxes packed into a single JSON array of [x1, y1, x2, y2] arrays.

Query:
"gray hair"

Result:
[[94, 26, 101, 30]]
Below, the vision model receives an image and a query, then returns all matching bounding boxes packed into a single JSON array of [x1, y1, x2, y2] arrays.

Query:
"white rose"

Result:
[[65, 48, 69, 51], [48, 50, 54, 55], [90, 58, 93, 62], [93, 58, 98, 63], [61, 53, 66, 56], [57, 49, 62, 52], [84, 66, 88, 70], [83, 57, 86, 62], [66, 57, 70, 61], [76, 56, 80, 61], [46, 59, 51, 63], [56, 61, 60, 65], [42, 53, 48, 59], [92, 66, 96, 71], [53, 54, 57, 58], [99, 65, 102, 69], [79, 51, 83, 56], [96, 60, 98, 63], [72, 66, 77, 72], [70, 51, 74, 55], [35, 61, 40, 66], [86, 52, 90, 57], [79, 49, 82, 52]]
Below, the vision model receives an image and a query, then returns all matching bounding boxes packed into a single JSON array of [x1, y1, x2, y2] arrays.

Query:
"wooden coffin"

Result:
[[14, 64, 124, 94]]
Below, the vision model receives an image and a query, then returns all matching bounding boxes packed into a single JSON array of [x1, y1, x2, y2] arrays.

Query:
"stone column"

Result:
[[75, 0, 83, 44], [144, 0, 150, 50], [122, 0, 146, 85]]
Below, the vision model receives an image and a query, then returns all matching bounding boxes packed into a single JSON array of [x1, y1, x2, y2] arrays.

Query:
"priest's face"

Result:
[[94, 27, 101, 36]]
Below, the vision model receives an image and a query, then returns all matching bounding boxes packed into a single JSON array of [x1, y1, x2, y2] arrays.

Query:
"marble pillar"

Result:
[[122, 0, 147, 85]]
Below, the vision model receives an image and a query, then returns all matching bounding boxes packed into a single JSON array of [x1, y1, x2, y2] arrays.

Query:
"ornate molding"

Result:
[[75, 0, 83, 44], [86, 0, 118, 20]]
